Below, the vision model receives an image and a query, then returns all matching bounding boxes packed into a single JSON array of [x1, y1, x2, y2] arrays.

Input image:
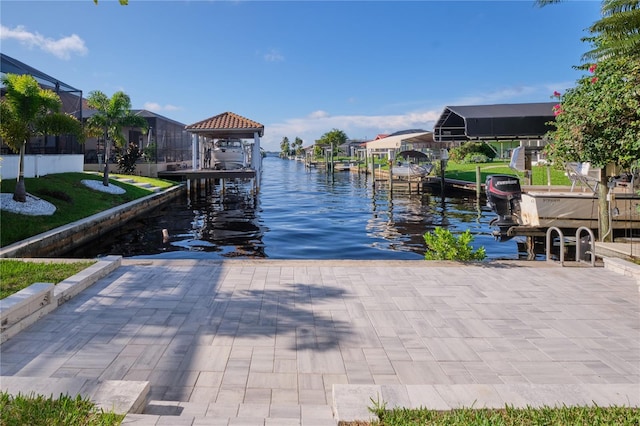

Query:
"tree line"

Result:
[[280, 129, 349, 159]]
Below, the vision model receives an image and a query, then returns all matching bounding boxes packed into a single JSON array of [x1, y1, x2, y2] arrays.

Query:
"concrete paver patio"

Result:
[[1, 259, 638, 425]]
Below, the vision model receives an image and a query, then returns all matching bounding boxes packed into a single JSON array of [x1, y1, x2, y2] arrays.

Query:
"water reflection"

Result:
[[172, 186, 265, 257], [65, 156, 524, 260]]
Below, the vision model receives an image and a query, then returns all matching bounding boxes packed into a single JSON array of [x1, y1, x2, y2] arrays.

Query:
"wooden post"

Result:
[[371, 152, 376, 191], [389, 157, 393, 193], [476, 165, 481, 199], [440, 159, 446, 196]]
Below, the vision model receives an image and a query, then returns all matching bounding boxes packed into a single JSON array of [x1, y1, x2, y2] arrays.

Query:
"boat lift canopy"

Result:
[[433, 102, 557, 143]]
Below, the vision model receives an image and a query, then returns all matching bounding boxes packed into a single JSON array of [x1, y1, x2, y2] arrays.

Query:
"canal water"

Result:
[[65, 156, 530, 260]]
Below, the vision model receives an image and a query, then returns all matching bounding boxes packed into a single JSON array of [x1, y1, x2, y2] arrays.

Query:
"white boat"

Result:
[[211, 138, 248, 170], [520, 189, 640, 230], [486, 172, 639, 240], [391, 162, 433, 178]]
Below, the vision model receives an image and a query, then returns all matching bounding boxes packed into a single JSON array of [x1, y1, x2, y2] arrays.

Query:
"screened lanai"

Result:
[[0, 53, 83, 154]]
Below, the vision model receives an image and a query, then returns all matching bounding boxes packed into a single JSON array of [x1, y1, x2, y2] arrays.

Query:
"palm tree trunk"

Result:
[[598, 174, 611, 241], [103, 135, 110, 187], [13, 142, 27, 202]]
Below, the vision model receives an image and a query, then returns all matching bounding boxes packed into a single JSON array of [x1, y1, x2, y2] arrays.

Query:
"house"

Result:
[[0, 54, 85, 179], [364, 130, 443, 161], [82, 109, 192, 177]]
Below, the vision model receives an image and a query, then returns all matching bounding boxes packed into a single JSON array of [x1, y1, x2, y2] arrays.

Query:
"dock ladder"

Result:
[[546, 226, 596, 267]]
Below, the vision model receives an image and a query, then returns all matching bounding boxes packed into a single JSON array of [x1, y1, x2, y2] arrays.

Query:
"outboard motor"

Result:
[[485, 174, 522, 241]]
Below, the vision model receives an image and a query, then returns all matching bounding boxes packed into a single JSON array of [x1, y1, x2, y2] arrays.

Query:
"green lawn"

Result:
[[109, 173, 175, 189], [0, 172, 177, 247], [443, 160, 572, 186]]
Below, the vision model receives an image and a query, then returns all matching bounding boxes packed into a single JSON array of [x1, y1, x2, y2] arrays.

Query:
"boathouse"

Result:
[[160, 112, 265, 192]]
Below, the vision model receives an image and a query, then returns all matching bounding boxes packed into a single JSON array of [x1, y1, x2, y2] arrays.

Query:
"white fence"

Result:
[[0, 154, 84, 180]]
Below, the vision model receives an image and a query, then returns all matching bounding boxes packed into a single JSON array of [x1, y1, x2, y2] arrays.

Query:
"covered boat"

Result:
[[211, 138, 248, 170]]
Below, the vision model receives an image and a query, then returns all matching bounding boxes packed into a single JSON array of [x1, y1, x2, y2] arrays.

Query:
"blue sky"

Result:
[[1, 1, 601, 151]]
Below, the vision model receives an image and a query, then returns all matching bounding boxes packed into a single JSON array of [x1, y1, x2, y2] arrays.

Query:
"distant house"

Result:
[[365, 130, 441, 160], [339, 138, 368, 157]]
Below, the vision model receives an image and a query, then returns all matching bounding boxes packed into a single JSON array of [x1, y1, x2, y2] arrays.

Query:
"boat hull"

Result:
[[392, 163, 433, 177], [520, 191, 640, 230], [212, 154, 246, 170]]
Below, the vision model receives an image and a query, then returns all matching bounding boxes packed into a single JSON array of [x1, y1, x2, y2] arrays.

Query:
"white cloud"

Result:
[[144, 102, 182, 113], [453, 84, 561, 107], [0, 25, 87, 60], [263, 48, 284, 62], [308, 110, 329, 119]]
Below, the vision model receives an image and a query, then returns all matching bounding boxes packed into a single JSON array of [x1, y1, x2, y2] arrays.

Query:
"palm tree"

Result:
[[585, 0, 640, 61], [537, 0, 640, 61], [0, 73, 84, 202], [85, 91, 147, 186]]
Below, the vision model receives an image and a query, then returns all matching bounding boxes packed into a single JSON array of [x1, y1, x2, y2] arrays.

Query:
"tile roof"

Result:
[[186, 112, 264, 134]]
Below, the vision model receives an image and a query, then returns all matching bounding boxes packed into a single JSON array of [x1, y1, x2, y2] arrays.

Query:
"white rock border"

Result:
[[0, 193, 56, 216], [81, 179, 126, 194]]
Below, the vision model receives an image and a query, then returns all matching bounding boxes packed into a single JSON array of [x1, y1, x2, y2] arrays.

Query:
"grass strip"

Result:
[[0, 391, 124, 426], [340, 404, 640, 425], [0, 259, 95, 299]]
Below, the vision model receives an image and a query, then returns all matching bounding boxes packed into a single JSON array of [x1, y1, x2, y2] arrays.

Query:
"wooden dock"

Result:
[[158, 168, 260, 196], [158, 169, 256, 181]]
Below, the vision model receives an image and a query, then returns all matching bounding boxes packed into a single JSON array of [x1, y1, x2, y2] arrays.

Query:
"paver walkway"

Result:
[[1, 259, 638, 425]]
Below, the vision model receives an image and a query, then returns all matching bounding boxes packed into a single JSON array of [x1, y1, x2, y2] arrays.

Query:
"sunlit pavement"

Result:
[[1, 259, 638, 425]]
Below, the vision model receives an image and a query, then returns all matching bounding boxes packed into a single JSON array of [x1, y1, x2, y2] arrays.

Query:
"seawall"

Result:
[[0, 185, 185, 258]]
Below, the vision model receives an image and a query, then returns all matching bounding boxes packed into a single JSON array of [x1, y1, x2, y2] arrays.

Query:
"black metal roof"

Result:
[[433, 102, 557, 142], [1, 54, 83, 120], [1, 53, 81, 93]]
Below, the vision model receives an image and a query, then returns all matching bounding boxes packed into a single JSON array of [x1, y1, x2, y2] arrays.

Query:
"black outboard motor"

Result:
[[485, 174, 522, 241]]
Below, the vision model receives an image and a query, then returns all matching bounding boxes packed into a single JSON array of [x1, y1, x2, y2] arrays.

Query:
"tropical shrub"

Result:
[[462, 153, 489, 164], [423, 227, 486, 261], [449, 142, 496, 162], [115, 143, 143, 174]]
